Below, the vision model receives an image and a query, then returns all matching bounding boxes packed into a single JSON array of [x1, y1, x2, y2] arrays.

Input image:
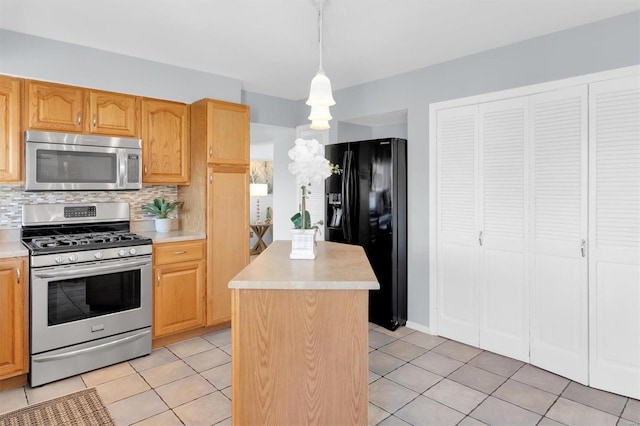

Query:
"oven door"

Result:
[[31, 256, 152, 354], [25, 141, 126, 191]]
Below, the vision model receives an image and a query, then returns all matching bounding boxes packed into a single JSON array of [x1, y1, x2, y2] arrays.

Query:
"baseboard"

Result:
[[152, 321, 230, 349], [0, 374, 27, 391], [405, 321, 432, 335]]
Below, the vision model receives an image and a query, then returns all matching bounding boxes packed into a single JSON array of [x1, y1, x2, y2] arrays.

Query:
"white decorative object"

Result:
[[287, 138, 339, 260], [250, 183, 268, 222], [155, 218, 171, 233], [290, 229, 318, 259]]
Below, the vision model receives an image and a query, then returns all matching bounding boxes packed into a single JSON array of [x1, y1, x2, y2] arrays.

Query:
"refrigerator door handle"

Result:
[[341, 151, 349, 241], [344, 150, 353, 242]]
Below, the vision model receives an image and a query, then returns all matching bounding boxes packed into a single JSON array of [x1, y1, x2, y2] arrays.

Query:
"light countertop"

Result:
[[0, 242, 29, 258], [135, 230, 206, 244], [229, 240, 380, 290]]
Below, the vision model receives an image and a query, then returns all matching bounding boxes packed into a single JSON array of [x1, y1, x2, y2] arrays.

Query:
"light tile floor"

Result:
[[1, 325, 639, 426]]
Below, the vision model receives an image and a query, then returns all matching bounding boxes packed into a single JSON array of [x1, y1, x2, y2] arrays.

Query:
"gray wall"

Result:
[[0, 29, 241, 103], [241, 91, 298, 128], [1, 11, 638, 329]]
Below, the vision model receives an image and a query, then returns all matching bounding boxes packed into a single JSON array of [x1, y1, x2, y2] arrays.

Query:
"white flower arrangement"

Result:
[[288, 138, 339, 229]]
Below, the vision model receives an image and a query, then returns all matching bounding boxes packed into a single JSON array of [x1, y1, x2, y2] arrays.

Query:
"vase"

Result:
[[155, 218, 171, 233], [290, 228, 317, 259]]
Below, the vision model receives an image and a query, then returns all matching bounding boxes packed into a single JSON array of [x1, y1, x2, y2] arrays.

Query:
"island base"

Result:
[[231, 288, 369, 425]]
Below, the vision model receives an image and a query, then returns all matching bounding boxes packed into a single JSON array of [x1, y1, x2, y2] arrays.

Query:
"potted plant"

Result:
[[288, 138, 339, 259], [142, 198, 183, 233]]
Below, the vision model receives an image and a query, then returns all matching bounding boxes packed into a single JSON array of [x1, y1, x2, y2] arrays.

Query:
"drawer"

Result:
[[154, 240, 205, 265]]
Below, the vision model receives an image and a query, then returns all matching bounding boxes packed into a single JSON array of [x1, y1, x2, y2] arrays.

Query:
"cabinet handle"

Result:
[[144, 166, 148, 175], [93, 114, 97, 127], [478, 231, 483, 246], [174, 251, 186, 255], [580, 239, 586, 258], [209, 173, 213, 184], [209, 147, 213, 158], [16, 268, 20, 284], [157, 273, 160, 286], [77, 112, 82, 126]]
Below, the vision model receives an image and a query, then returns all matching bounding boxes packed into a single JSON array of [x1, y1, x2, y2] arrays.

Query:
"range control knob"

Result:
[[55, 255, 65, 264], [118, 249, 127, 257], [94, 251, 103, 259], [129, 248, 137, 256], [68, 254, 78, 262]]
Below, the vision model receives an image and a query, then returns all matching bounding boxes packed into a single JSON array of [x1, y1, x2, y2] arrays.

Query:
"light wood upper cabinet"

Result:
[[25, 80, 140, 137], [25, 80, 85, 132], [0, 76, 22, 182], [142, 98, 190, 185], [88, 90, 139, 137], [197, 99, 249, 165], [153, 240, 205, 338], [0, 258, 28, 379]]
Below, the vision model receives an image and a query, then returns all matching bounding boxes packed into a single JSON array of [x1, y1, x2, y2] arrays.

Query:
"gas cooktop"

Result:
[[22, 229, 151, 254], [21, 203, 152, 256]]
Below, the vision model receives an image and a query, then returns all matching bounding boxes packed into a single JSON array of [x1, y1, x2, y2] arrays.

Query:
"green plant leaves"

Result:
[[290, 211, 311, 229], [141, 198, 183, 219]]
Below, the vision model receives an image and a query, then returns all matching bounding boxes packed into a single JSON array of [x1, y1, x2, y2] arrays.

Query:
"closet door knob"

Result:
[[580, 239, 586, 257]]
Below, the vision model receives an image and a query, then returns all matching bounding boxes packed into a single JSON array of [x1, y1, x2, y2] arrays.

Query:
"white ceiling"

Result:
[[1, 0, 638, 100]]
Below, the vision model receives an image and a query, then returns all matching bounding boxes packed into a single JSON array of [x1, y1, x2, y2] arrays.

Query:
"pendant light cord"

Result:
[[318, 2, 323, 71]]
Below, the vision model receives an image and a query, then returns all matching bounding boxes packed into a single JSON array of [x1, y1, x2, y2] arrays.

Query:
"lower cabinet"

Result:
[[152, 240, 205, 338], [0, 257, 28, 380]]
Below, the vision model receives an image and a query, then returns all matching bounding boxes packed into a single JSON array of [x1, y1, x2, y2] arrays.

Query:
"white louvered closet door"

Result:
[[478, 98, 529, 361], [436, 105, 479, 346], [588, 76, 640, 399], [529, 86, 588, 384]]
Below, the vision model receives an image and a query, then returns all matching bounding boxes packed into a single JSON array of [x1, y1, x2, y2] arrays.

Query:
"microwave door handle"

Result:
[[33, 260, 150, 279], [118, 150, 126, 188]]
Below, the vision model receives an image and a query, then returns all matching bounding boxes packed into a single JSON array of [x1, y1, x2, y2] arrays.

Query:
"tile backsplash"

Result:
[[0, 184, 179, 229]]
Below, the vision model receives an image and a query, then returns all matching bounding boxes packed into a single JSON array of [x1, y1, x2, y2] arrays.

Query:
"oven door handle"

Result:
[[32, 329, 150, 362], [33, 260, 150, 279]]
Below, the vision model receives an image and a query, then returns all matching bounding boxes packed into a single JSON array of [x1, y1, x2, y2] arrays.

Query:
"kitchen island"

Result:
[[229, 240, 379, 426]]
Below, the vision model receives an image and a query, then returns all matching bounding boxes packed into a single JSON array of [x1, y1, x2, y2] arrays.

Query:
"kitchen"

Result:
[[1, 2, 640, 425]]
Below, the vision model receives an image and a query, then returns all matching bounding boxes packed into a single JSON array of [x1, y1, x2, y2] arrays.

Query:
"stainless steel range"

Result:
[[21, 203, 152, 387]]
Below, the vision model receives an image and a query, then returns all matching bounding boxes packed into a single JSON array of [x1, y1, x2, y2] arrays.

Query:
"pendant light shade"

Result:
[[310, 120, 330, 130], [308, 105, 332, 121], [306, 69, 335, 107], [306, 0, 335, 128]]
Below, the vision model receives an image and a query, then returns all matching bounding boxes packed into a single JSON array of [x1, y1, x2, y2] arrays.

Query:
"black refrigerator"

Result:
[[325, 138, 407, 331]]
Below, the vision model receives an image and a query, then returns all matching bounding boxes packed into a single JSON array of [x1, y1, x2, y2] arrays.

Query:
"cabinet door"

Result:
[[435, 105, 480, 346], [529, 86, 588, 383], [0, 258, 27, 378], [89, 91, 139, 137], [153, 260, 205, 338], [207, 100, 249, 165], [478, 97, 529, 362], [207, 166, 249, 325], [588, 75, 640, 399], [25, 80, 85, 132], [0, 76, 21, 182], [142, 99, 190, 184]]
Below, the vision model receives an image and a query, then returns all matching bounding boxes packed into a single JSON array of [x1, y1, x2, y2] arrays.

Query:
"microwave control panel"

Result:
[[127, 154, 140, 183]]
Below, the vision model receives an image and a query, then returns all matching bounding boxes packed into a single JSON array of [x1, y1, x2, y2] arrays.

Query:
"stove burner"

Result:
[[25, 230, 150, 253]]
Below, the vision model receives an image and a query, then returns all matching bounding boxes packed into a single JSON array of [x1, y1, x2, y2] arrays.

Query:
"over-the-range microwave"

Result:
[[24, 130, 142, 191]]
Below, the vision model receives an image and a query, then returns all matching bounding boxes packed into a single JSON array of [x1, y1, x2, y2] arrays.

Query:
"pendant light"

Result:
[[306, 0, 335, 129]]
